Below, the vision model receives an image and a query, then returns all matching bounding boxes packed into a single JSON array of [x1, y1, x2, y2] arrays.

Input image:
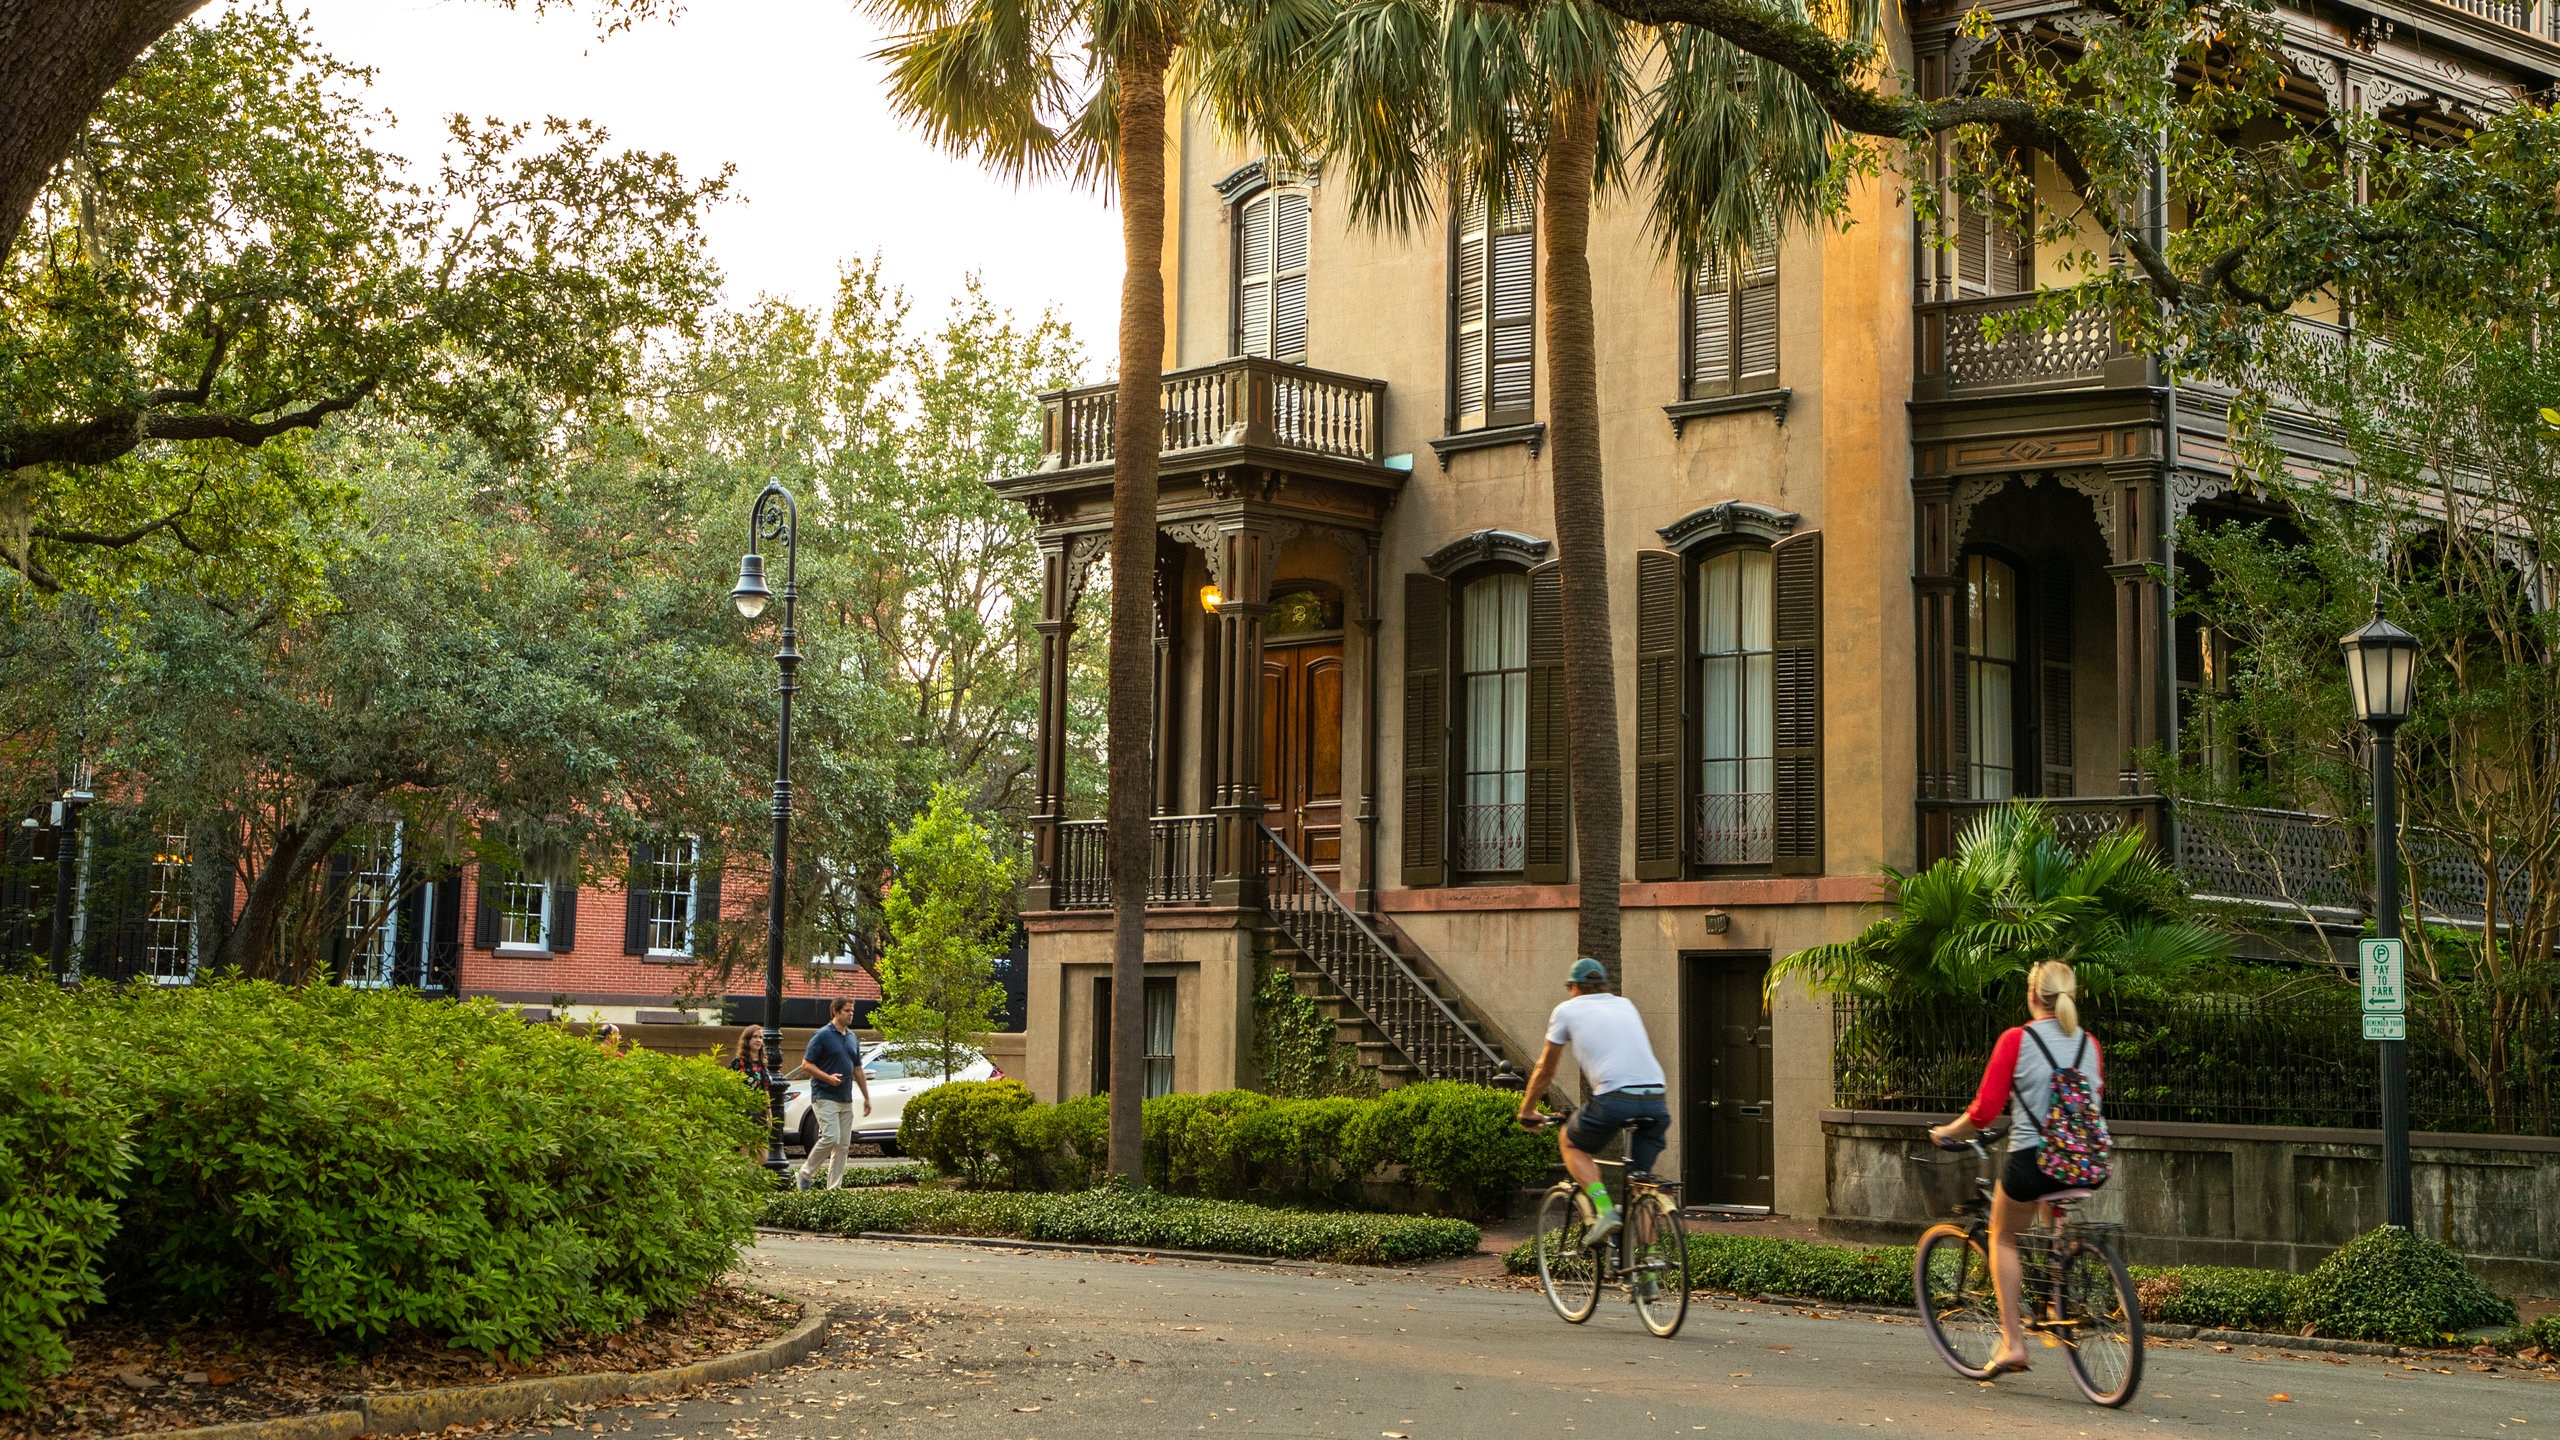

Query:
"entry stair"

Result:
[[1251, 824, 1523, 1091]]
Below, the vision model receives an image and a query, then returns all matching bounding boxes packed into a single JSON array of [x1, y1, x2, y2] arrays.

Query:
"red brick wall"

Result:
[[456, 863, 879, 1012]]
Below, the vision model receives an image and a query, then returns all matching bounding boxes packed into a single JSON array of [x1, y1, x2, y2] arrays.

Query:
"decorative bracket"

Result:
[[1657, 500, 1799, 551], [1423, 528, 1552, 577]]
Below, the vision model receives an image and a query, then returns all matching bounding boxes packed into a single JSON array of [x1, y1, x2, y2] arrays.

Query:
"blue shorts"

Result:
[[1565, 1089, 1671, 1174]]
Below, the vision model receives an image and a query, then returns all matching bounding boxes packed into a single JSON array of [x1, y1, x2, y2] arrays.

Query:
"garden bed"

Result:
[[0, 1287, 798, 1440], [766, 1186, 1480, 1266]]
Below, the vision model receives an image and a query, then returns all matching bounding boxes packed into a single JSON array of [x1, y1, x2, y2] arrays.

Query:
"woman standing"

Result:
[[727, 1026, 775, 1162]]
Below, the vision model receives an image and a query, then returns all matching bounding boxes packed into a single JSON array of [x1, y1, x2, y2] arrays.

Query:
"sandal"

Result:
[[1984, 1355, 2034, 1376]]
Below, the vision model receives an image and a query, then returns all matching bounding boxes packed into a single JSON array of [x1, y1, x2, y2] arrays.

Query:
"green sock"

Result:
[[1585, 1182, 1613, 1213]]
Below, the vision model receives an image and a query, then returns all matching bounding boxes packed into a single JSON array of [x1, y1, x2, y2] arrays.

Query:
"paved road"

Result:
[[551, 1237, 2553, 1440]]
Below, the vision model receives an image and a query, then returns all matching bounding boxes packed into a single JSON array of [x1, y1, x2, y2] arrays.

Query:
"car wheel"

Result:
[[796, 1110, 818, 1155], [877, 1137, 904, 1157]]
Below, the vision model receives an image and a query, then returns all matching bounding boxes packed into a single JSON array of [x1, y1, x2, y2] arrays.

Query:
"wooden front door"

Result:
[[1682, 952, 1776, 1208], [1260, 641, 1345, 887]]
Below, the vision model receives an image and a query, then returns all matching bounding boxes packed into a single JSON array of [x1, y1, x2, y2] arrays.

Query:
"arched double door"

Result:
[[1260, 638, 1344, 890]]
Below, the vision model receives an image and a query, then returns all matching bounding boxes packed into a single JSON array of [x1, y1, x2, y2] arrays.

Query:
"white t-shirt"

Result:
[[1544, 993, 1667, 1095]]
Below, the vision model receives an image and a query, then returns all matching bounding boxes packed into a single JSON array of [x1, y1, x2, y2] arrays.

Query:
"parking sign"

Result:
[[2360, 938, 2406, 1014]]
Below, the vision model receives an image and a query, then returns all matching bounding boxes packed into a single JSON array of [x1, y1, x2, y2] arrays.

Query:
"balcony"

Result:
[[1050, 815, 1219, 909], [1914, 294, 2146, 401], [1036, 357, 1390, 474]]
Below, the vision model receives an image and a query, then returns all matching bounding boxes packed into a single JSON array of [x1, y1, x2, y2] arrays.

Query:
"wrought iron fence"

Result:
[[1048, 815, 1219, 909], [1695, 790, 1774, 866], [1833, 992, 2553, 1135]]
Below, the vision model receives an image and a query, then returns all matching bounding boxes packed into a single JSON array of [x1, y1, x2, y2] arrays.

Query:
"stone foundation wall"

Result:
[[1822, 1109, 2560, 1295]]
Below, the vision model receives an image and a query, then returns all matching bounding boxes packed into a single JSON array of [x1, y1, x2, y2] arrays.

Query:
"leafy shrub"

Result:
[[766, 1185, 1479, 1264], [1391, 1083, 1554, 1217], [899, 1079, 1033, 1185], [2131, 1265, 2298, 1332], [1005, 1093, 1108, 1191], [827, 1163, 930, 1188], [1500, 1231, 1914, 1306], [2509, 1313, 2560, 1355], [2288, 1226, 2515, 1344], [63, 980, 766, 1360], [0, 1020, 131, 1410]]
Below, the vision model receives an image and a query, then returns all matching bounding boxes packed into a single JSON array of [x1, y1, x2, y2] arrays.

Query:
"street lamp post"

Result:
[[2341, 606, 2419, 1231], [732, 479, 799, 1175], [46, 782, 94, 979]]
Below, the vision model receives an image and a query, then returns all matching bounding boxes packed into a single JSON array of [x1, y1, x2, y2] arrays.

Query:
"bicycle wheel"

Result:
[[1913, 1223, 2002, 1380], [1627, 1192, 1690, 1337], [2057, 1238, 2144, 1407], [1534, 1184, 1602, 1323]]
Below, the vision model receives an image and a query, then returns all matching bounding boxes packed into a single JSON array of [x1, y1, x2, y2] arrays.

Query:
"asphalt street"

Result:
[[522, 1236, 2555, 1440]]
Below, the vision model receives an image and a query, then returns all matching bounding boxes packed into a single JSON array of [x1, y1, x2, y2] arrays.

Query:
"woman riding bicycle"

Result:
[[1927, 960, 2106, 1378]]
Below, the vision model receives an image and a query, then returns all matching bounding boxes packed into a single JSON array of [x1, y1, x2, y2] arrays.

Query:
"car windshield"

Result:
[[865, 1060, 908, 1080]]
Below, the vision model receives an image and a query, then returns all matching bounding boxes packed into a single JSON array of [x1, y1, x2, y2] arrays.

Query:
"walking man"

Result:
[[793, 997, 872, 1191]]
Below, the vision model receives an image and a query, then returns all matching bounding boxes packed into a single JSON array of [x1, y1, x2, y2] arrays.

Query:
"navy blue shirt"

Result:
[[803, 1024, 863, 1103]]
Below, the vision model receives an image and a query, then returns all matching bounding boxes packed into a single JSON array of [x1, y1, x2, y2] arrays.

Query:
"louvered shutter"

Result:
[[1633, 549, 1685, 880], [1737, 232, 1780, 388], [693, 857, 721, 959], [1238, 192, 1273, 358], [429, 869, 462, 990], [1771, 532, 1824, 875], [550, 877, 578, 953], [1688, 250, 1732, 396], [393, 875, 427, 988], [1452, 185, 1489, 427], [325, 846, 356, 980], [1401, 573, 1450, 887], [1271, 191, 1310, 364], [1523, 562, 1570, 883], [1486, 180, 1536, 424], [1954, 198, 2026, 298], [2038, 567, 2075, 797], [472, 862, 499, 949], [624, 842, 654, 955]]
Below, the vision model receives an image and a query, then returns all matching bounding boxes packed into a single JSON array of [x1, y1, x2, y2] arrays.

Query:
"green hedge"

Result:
[[1501, 1233, 1918, 1306], [2286, 1226, 2514, 1345], [2130, 1265, 2298, 1332], [0, 978, 767, 1405], [900, 1081, 1550, 1219], [0, 1026, 131, 1409], [765, 1185, 1481, 1265]]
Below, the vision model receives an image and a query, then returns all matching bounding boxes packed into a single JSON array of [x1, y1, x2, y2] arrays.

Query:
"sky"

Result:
[[261, 0, 1124, 359]]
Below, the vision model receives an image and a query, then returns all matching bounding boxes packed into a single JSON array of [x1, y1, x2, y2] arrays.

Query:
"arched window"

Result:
[[1235, 187, 1311, 363], [1696, 549, 1776, 863], [1456, 571, 1529, 873], [1965, 552, 2021, 799]]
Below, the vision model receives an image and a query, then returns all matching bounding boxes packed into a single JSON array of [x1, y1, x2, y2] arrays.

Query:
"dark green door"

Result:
[[1682, 952, 1774, 1208]]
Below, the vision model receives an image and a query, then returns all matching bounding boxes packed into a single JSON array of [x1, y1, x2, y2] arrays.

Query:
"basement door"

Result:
[[1681, 951, 1775, 1209], [1260, 640, 1344, 888]]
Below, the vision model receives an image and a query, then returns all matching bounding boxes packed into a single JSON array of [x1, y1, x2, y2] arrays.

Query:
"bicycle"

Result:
[[1523, 1119, 1690, 1338], [1912, 1132, 2143, 1407]]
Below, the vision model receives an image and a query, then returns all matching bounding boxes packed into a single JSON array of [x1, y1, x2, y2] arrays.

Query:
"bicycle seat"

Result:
[[1625, 1169, 1661, 1185], [2043, 1189, 2096, 1205]]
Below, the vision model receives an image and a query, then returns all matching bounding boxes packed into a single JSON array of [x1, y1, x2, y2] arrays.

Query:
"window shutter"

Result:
[[325, 846, 356, 979], [472, 862, 499, 949], [1954, 197, 2025, 297], [693, 858, 721, 959], [1688, 250, 1732, 397], [1633, 548, 1684, 881], [1401, 573, 1449, 887], [1272, 191, 1310, 364], [624, 843, 654, 955], [392, 874, 427, 988], [2039, 567, 2075, 797], [1771, 531, 1824, 875], [1737, 232, 1780, 388], [1238, 192, 1274, 358], [1523, 561, 1570, 884], [429, 868, 462, 990], [550, 878, 578, 953], [1486, 181, 1536, 424], [1452, 186, 1489, 428]]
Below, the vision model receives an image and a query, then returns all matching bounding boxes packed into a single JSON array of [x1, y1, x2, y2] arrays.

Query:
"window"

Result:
[[144, 832, 194, 983], [1456, 571, 1529, 872], [342, 827, 404, 986], [1143, 977, 1177, 1099], [1687, 233, 1779, 398], [1451, 177, 1534, 430], [496, 873, 551, 949], [1235, 188, 1311, 363], [646, 837, 698, 956], [1965, 553, 2020, 799], [1696, 550, 1775, 864]]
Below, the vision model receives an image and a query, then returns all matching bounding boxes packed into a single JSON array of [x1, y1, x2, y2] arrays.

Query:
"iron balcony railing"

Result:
[[1918, 795, 2163, 858], [1695, 790, 1775, 866], [1037, 356, 1389, 471], [1049, 815, 1218, 909], [1914, 293, 2135, 398], [1254, 823, 1517, 1088], [1454, 800, 1525, 873]]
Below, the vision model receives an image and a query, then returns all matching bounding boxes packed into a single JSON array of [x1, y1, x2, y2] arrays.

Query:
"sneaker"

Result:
[[1582, 1204, 1622, 1250]]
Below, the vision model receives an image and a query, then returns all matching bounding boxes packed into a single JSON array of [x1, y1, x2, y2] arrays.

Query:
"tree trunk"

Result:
[[217, 802, 359, 982], [0, 0, 210, 264], [1540, 91, 1624, 982], [1105, 46, 1172, 1184]]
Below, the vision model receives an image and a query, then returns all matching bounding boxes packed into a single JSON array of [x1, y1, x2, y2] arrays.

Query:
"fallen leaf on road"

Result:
[[1014, 1406, 1041, 1413], [2268, 1394, 2291, 1402], [1730, 1373, 1751, 1378]]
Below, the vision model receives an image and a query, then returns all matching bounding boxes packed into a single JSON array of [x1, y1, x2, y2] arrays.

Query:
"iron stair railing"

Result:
[[1253, 823, 1521, 1089]]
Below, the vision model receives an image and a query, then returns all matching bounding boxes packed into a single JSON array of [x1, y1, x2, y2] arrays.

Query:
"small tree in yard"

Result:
[[873, 786, 1015, 1082]]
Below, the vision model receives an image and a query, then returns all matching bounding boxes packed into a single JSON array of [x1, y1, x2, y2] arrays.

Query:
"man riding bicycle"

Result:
[[1515, 957, 1670, 1247]]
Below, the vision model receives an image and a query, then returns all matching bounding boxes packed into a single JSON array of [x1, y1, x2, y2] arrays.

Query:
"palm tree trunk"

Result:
[[1540, 89, 1623, 981], [1105, 45, 1171, 1184]]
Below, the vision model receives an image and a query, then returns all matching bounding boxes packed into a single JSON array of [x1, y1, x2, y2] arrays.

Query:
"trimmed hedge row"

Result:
[[1497, 1226, 2516, 1345], [764, 1184, 1482, 1265], [899, 1081, 1553, 1219], [1, 979, 767, 1409]]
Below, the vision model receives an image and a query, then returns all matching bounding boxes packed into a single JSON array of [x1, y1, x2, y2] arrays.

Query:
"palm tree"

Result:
[[1769, 803, 2230, 1000], [1211, 0, 1855, 979]]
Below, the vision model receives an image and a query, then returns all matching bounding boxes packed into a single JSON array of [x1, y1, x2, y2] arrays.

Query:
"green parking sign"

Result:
[[2359, 938, 2406, 1014], [2363, 1012, 2406, 1042]]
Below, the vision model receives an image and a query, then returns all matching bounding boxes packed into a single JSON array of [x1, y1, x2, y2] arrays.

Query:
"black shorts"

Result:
[[2001, 1145, 2100, 1203]]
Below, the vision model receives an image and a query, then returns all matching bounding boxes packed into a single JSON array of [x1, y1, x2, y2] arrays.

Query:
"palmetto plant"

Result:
[[1772, 803, 2230, 1000], [1209, 0, 1867, 977]]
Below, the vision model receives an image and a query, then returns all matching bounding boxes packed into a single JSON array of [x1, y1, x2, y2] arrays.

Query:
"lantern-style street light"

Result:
[[2340, 606, 2418, 1231], [733, 479, 799, 1174]]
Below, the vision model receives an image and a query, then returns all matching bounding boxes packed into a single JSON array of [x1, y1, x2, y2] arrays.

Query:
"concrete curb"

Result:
[[2146, 1322, 2401, 1356], [146, 1299, 832, 1440], [849, 1230, 1285, 1266]]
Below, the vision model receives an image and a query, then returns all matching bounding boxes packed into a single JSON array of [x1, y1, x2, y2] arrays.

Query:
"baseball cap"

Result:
[[1567, 957, 1608, 984]]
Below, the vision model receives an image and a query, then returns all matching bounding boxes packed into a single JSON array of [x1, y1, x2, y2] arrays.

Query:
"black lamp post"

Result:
[[2340, 605, 2418, 1231], [733, 479, 799, 1175]]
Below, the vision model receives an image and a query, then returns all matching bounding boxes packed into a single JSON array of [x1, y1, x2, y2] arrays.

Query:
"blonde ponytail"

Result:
[[2031, 960, 2082, 1036]]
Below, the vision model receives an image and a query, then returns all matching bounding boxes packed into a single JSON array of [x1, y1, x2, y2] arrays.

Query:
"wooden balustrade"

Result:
[[1037, 357, 1387, 471]]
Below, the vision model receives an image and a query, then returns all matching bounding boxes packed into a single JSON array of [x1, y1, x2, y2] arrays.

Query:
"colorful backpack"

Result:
[[2016, 1028, 2112, 1188]]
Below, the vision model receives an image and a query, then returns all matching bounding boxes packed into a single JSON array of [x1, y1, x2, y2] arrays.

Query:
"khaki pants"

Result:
[[799, 1097, 856, 1190]]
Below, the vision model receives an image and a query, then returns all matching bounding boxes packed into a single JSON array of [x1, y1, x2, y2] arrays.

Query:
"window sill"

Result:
[[494, 944, 553, 957], [1665, 388, 1792, 435], [1428, 422, 1546, 469], [641, 950, 696, 965]]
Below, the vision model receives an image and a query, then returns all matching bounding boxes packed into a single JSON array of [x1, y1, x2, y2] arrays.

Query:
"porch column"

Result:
[[1912, 477, 1965, 864], [1152, 540, 1181, 815], [2104, 462, 2170, 801], [1210, 520, 1279, 906], [1027, 537, 1077, 911]]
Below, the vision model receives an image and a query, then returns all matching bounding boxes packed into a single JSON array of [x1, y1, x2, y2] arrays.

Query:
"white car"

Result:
[[781, 1049, 1002, 1155]]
